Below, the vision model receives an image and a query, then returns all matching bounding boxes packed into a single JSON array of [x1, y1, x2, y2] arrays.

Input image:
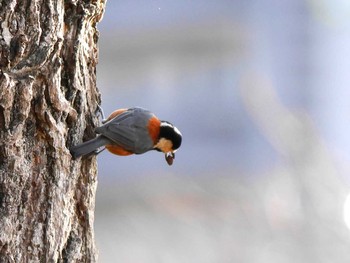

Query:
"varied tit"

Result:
[[70, 107, 182, 165]]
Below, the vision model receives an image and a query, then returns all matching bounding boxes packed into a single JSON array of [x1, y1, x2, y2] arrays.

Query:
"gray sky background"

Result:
[[94, 1, 350, 262]]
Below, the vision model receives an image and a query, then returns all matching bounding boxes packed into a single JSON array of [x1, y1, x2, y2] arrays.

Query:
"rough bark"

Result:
[[0, 0, 105, 262]]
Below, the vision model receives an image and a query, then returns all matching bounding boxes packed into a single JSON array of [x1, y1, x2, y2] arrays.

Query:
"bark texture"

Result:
[[0, 0, 105, 262]]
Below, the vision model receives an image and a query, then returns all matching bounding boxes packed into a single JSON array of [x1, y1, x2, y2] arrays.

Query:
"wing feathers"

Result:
[[95, 107, 154, 153]]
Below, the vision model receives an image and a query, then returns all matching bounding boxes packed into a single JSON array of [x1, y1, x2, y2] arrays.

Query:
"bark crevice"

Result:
[[0, 0, 106, 262]]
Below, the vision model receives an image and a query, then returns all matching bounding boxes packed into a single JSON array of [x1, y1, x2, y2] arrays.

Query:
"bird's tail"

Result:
[[70, 136, 110, 159]]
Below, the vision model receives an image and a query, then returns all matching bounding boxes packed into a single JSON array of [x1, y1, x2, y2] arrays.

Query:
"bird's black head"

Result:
[[154, 121, 182, 165], [159, 121, 182, 150]]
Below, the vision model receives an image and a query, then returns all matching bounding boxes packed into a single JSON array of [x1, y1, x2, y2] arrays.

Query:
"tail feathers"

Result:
[[70, 136, 110, 159]]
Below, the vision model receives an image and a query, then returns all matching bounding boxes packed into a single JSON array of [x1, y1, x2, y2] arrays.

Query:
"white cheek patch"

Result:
[[161, 122, 173, 128], [161, 122, 182, 136], [173, 126, 182, 136]]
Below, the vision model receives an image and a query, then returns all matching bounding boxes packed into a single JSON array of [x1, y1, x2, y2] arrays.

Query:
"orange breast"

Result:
[[105, 144, 134, 156], [148, 116, 161, 143], [105, 108, 128, 122]]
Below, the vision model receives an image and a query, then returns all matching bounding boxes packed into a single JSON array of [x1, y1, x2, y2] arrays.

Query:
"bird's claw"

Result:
[[95, 105, 107, 124]]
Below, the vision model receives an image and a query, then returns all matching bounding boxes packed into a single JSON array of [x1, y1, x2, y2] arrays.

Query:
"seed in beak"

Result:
[[165, 152, 174, 166]]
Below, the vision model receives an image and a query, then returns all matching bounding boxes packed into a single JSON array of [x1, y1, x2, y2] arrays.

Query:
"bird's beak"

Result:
[[165, 152, 175, 166]]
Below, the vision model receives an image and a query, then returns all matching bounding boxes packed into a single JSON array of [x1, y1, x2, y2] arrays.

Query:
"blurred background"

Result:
[[94, 0, 350, 262]]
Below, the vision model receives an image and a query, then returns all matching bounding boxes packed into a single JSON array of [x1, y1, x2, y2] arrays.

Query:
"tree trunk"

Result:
[[0, 1, 105, 262]]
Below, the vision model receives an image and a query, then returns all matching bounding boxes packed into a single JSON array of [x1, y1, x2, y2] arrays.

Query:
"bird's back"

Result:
[[95, 107, 156, 154]]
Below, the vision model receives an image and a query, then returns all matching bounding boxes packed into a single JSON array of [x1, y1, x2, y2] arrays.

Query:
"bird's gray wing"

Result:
[[95, 107, 154, 153]]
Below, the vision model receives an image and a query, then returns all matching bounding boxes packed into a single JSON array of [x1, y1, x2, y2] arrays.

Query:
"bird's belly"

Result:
[[105, 144, 134, 156]]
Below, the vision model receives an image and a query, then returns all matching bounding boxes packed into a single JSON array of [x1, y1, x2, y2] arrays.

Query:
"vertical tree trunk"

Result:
[[0, 1, 105, 262]]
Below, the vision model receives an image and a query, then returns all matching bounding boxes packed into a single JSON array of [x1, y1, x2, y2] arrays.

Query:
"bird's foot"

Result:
[[95, 105, 107, 124]]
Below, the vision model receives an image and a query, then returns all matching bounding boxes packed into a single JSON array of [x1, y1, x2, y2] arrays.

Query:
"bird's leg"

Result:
[[93, 105, 107, 155], [95, 105, 107, 124]]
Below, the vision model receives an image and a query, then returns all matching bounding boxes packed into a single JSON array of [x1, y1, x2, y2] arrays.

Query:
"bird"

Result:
[[70, 107, 182, 165]]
